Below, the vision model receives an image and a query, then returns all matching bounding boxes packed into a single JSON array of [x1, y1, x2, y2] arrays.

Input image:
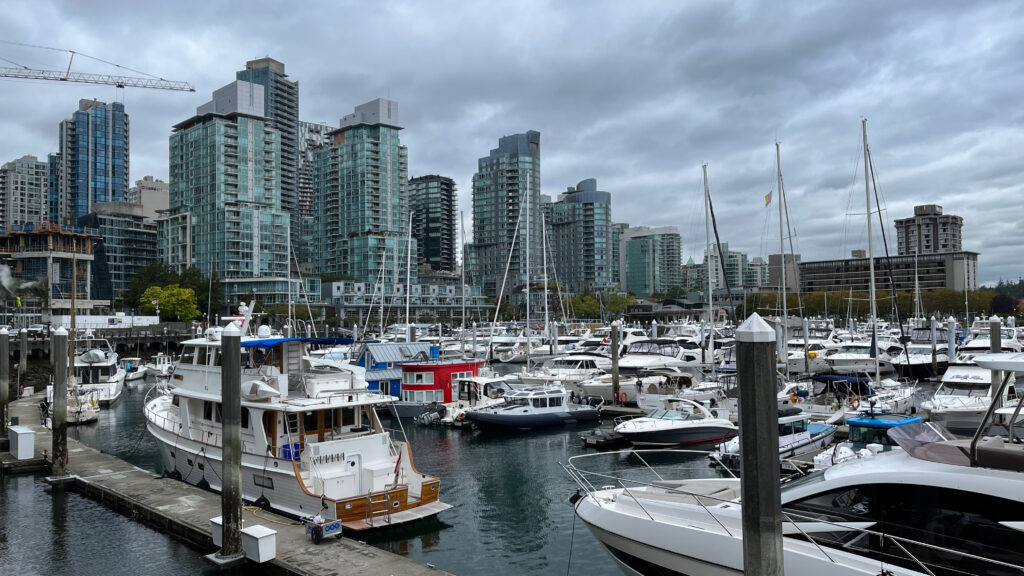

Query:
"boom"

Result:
[[0, 67, 194, 91]]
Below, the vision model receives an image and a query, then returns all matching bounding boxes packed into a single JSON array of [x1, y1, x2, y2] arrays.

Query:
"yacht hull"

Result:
[[466, 408, 600, 429], [618, 425, 736, 448]]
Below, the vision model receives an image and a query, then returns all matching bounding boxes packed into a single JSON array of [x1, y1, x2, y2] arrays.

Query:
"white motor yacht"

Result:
[[921, 364, 1018, 433], [613, 398, 736, 448], [71, 334, 125, 405], [145, 352, 175, 378], [517, 353, 610, 387], [119, 356, 147, 383], [144, 319, 451, 530], [825, 341, 896, 375]]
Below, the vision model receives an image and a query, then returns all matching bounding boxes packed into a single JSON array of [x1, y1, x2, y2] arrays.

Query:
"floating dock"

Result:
[[2, 394, 450, 576]]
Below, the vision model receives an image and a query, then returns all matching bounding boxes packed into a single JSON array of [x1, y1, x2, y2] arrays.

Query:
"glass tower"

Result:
[[467, 131, 542, 299], [546, 178, 612, 294], [51, 99, 129, 224], [409, 175, 456, 272], [166, 80, 293, 305], [314, 99, 416, 286]]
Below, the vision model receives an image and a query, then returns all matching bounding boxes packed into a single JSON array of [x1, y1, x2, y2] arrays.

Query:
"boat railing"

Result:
[[564, 449, 1022, 575]]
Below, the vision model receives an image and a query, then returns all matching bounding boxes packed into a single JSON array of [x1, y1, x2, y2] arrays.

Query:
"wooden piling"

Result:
[[736, 312, 784, 575]]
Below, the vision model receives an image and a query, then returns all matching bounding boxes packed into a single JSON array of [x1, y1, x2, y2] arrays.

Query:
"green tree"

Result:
[[126, 262, 177, 308], [139, 284, 200, 321]]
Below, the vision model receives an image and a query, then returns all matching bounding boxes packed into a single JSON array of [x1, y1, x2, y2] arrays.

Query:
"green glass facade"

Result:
[[167, 109, 293, 304], [620, 227, 682, 297], [313, 99, 416, 286]]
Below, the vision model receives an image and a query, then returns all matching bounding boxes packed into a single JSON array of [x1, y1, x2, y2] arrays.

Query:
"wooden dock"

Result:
[[2, 395, 451, 576]]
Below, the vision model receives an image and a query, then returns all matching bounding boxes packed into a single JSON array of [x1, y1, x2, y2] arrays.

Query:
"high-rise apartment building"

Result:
[[314, 99, 416, 285], [236, 58, 299, 217], [546, 178, 612, 293], [409, 175, 456, 272], [51, 99, 129, 224], [0, 155, 48, 228], [467, 131, 542, 299], [610, 222, 629, 291], [619, 226, 681, 297], [895, 204, 963, 255], [126, 175, 169, 220], [164, 80, 294, 304], [77, 202, 157, 302], [295, 121, 335, 273]]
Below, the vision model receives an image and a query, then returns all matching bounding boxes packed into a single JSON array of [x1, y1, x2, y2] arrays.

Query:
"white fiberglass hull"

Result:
[[576, 486, 933, 576]]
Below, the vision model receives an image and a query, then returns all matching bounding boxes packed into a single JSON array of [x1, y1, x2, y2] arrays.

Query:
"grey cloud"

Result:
[[1, 0, 1021, 284]]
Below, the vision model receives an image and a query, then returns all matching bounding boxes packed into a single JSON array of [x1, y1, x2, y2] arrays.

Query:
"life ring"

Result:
[[619, 392, 628, 404], [851, 397, 861, 411], [789, 393, 798, 404]]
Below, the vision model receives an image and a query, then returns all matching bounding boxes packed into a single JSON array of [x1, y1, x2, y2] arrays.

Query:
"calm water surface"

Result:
[[3, 377, 625, 575]]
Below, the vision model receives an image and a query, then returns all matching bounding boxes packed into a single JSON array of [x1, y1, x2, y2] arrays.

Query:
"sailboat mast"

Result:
[[542, 211, 550, 354], [863, 119, 880, 384], [525, 170, 531, 371], [460, 210, 466, 352], [405, 210, 413, 341], [702, 164, 715, 377], [776, 142, 789, 374]]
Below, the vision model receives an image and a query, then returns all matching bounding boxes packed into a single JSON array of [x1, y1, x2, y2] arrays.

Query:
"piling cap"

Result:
[[19, 328, 27, 333], [948, 316, 956, 323], [990, 315, 1001, 323], [54, 326, 68, 336], [736, 312, 776, 343], [0, 327, 6, 335], [222, 322, 241, 337]]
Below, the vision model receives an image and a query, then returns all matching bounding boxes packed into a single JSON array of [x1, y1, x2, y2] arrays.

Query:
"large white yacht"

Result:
[[569, 424, 1024, 576], [144, 317, 450, 530]]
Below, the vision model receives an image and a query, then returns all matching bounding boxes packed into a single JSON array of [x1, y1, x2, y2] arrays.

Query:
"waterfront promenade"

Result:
[[1, 393, 449, 576]]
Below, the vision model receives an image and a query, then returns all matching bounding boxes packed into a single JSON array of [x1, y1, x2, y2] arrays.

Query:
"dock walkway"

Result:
[[2, 395, 450, 576]]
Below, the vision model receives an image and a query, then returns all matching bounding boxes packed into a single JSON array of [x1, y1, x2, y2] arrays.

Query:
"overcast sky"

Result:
[[1, 1, 1021, 285]]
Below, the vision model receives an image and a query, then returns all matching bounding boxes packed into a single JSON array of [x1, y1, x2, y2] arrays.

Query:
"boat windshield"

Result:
[[646, 409, 705, 421], [626, 342, 680, 356], [505, 397, 530, 407], [849, 425, 897, 445], [904, 345, 933, 355], [835, 345, 872, 354], [935, 382, 989, 397]]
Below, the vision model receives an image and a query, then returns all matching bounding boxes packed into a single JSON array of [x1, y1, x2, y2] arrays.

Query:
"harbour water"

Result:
[[1, 377, 623, 576]]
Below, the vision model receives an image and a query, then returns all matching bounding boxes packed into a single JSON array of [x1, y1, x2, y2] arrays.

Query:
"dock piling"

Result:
[[990, 315, 1002, 396], [736, 312, 784, 575], [213, 322, 243, 563], [610, 320, 620, 404], [18, 329, 27, 381], [51, 327, 68, 477], [1, 328, 8, 433]]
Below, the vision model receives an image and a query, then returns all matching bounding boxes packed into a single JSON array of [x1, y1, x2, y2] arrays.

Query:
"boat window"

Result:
[[253, 474, 274, 489], [849, 426, 896, 446], [211, 348, 221, 366], [341, 407, 355, 427], [936, 383, 989, 397], [241, 408, 249, 429], [172, 396, 179, 407], [532, 398, 547, 408], [874, 484, 1024, 575], [549, 396, 562, 407], [203, 401, 221, 423], [196, 347, 208, 366], [180, 346, 196, 365], [506, 397, 529, 407], [785, 485, 875, 524], [303, 411, 317, 433]]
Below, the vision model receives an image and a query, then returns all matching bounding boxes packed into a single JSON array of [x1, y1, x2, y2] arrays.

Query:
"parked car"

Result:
[[27, 324, 46, 336]]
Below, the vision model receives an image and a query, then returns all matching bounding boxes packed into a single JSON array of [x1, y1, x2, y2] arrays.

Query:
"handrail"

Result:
[[564, 448, 1024, 574]]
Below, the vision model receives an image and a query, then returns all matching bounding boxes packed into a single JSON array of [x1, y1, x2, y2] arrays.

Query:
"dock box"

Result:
[[241, 524, 277, 563], [210, 516, 222, 547], [8, 425, 35, 460]]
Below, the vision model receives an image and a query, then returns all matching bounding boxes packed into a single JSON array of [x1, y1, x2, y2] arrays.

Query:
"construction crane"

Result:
[[0, 40, 194, 92]]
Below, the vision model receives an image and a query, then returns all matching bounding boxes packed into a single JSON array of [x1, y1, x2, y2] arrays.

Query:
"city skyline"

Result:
[[1, 2, 1022, 283]]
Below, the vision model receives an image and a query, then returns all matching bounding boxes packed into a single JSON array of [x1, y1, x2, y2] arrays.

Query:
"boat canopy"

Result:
[[240, 337, 354, 350]]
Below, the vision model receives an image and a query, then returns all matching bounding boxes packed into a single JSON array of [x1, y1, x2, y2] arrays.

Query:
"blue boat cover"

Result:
[[240, 337, 354, 350], [846, 415, 924, 428]]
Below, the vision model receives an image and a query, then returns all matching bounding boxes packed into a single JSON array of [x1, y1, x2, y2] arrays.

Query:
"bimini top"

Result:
[[240, 337, 354, 350]]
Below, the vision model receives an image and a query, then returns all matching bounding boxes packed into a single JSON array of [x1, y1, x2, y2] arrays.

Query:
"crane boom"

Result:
[[0, 66, 195, 91]]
